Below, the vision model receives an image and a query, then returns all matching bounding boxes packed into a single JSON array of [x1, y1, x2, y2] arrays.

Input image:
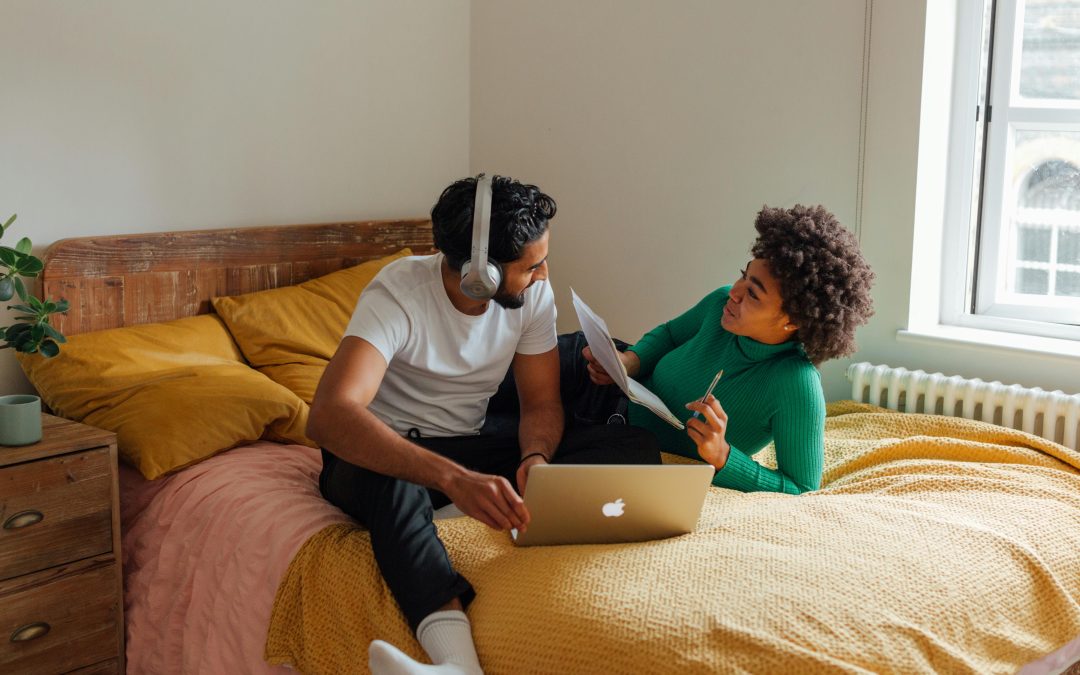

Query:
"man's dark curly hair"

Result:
[[751, 204, 875, 365], [431, 174, 557, 270]]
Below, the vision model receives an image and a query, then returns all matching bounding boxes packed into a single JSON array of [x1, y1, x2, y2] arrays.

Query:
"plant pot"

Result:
[[0, 394, 43, 446]]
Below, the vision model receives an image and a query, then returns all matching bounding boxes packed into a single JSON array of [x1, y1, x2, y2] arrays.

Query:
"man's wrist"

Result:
[[433, 459, 468, 493], [518, 451, 550, 466]]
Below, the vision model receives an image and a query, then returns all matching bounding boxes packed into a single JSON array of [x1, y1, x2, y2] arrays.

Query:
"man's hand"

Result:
[[515, 453, 548, 495], [684, 394, 731, 470], [443, 468, 531, 532]]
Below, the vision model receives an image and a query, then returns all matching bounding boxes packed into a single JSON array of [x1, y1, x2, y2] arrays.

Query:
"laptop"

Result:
[[511, 464, 714, 546]]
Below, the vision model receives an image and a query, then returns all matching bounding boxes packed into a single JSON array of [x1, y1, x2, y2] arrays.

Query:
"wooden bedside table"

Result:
[[0, 414, 124, 674]]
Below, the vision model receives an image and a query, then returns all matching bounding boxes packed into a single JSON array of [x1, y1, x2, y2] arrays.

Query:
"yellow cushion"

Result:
[[211, 249, 411, 402], [18, 314, 311, 479]]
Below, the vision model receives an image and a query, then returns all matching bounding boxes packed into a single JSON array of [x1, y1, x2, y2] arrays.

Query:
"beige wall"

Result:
[[471, 0, 868, 399], [7, 1, 1075, 401], [473, 0, 1080, 401], [1, 0, 470, 392]]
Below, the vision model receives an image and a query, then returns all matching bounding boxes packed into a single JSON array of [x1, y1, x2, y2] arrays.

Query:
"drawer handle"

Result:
[[3, 510, 44, 530], [10, 622, 50, 643]]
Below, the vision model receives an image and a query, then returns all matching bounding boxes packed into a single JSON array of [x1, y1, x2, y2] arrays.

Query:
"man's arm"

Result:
[[308, 336, 529, 531], [511, 347, 564, 493]]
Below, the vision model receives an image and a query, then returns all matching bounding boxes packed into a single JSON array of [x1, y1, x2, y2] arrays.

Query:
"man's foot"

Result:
[[368, 610, 482, 675]]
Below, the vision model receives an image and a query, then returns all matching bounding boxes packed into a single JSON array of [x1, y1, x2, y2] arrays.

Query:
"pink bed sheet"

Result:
[[120, 441, 349, 674]]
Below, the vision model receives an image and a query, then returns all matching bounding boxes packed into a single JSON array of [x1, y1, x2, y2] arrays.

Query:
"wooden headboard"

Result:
[[41, 219, 435, 336]]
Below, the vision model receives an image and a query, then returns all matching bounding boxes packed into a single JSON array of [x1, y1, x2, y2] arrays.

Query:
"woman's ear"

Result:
[[784, 323, 798, 332]]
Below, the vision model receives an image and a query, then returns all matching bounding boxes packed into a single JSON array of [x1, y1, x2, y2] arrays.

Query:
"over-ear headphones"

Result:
[[459, 174, 502, 301]]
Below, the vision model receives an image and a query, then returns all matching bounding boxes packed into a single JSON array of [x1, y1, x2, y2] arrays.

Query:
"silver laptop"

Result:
[[511, 464, 714, 546]]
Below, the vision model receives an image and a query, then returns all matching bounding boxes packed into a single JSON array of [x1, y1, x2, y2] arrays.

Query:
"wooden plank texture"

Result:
[[0, 415, 116, 467], [0, 448, 113, 581], [0, 561, 120, 673], [41, 219, 435, 335]]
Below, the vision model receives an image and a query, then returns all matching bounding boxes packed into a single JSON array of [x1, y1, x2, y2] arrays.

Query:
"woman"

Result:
[[584, 205, 874, 494]]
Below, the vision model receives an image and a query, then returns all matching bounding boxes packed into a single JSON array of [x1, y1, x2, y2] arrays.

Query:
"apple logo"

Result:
[[602, 498, 625, 518]]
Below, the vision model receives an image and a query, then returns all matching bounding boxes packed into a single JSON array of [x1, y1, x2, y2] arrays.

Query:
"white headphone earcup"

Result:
[[460, 260, 501, 300], [485, 262, 501, 292]]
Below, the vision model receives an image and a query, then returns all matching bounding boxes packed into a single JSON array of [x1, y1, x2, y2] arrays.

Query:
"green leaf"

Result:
[[0, 277, 13, 302], [54, 299, 69, 313], [0, 214, 14, 237], [17, 257, 43, 275], [31, 324, 45, 343], [42, 323, 66, 343], [39, 340, 60, 358], [12, 330, 34, 350], [27, 296, 43, 311], [7, 303, 35, 314], [4, 322, 31, 337], [44, 300, 56, 313], [0, 247, 16, 268], [14, 238, 31, 255], [13, 277, 26, 302]]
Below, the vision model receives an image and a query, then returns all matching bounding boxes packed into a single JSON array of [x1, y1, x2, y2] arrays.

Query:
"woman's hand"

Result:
[[684, 395, 731, 470], [582, 346, 640, 385]]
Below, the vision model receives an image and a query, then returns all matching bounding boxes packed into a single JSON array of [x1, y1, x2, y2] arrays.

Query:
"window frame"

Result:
[[941, 0, 1080, 339]]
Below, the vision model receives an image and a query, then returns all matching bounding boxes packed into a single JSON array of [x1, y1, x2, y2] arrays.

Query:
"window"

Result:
[[946, 0, 1080, 337]]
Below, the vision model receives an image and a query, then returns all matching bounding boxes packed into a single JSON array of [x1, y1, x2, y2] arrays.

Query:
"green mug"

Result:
[[0, 394, 43, 446]]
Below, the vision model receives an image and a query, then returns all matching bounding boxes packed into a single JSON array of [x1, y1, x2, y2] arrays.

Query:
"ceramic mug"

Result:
[[0, 394, 43, 446]]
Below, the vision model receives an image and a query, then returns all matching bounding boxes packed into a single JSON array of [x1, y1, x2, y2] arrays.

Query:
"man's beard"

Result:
[[492, 286, 526, 310]]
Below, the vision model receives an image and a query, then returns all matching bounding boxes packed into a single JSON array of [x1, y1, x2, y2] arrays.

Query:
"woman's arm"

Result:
[[630, 287, 729, 378], [686, 363, 825, 495]]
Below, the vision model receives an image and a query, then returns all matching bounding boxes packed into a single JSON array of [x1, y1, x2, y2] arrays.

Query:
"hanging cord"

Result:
[[855, 0, 874, 242]]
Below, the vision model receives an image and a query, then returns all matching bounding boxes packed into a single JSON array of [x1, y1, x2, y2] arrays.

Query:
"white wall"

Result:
[[0, 0, 470, 393], [471, 0, 869, 399]]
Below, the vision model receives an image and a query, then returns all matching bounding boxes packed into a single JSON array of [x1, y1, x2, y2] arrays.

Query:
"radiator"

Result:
[[846, 362, 1080, 451]]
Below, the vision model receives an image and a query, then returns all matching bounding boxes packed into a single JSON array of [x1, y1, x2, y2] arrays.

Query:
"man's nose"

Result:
[[534, 262, 549, 281]]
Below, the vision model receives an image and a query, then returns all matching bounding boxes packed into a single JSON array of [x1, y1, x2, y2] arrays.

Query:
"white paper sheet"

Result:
[[571, 289, 685, 430]]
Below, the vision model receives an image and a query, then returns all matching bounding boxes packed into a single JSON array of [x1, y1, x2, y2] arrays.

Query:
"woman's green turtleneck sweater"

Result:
[[628, 286, 825, 494]]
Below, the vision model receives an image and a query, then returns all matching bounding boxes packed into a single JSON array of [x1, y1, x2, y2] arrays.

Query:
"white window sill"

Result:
[[897, 325, 1080, 360]]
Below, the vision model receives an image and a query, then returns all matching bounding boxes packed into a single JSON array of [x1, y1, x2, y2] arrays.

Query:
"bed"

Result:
[[19, 219, 1080, 674]]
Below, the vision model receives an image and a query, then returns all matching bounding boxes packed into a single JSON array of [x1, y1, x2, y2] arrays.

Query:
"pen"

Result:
[[689, 370, 723, 420]]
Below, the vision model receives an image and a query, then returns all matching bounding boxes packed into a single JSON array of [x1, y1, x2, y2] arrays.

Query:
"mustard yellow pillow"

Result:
[[212, 249, 411, 402], [18, 315, 311, 479]]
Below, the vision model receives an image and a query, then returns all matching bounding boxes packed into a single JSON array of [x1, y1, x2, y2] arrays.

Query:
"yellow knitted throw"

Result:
[[265, 402, 1080, 673]]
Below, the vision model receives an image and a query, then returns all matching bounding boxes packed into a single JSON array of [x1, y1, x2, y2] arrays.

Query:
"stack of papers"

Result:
[[571, 289, 685, 430]]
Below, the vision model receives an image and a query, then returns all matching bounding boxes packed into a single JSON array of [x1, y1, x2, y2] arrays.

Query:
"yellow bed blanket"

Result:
[[265, 403, 1080, 673]]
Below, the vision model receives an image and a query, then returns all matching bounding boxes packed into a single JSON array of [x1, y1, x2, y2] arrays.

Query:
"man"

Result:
[[308, 174, 659, 675]]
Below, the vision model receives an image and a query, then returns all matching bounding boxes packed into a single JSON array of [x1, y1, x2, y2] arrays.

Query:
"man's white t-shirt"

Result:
[[342, 253, 558, 438]]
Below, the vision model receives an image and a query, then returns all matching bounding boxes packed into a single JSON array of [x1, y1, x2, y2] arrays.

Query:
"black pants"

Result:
[[319, 333, 653, 631], [481, 331, 631, 436], [319, 425, 659, 631]]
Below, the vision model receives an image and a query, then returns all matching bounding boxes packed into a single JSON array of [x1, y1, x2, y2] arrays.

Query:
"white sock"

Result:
[[368, 610, 483, 675]]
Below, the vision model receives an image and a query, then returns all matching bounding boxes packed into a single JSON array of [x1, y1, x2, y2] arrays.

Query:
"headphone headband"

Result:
[[471, 174, 493, 273], [460, 174, 501, 300]]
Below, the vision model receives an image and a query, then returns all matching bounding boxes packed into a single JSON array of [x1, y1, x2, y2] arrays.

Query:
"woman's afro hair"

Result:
[[751, 204, 875, 365]]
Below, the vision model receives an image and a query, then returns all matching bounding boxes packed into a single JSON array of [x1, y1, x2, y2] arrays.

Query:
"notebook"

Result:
[[511, 463, 713, 546], [571, 289, 684, 429]]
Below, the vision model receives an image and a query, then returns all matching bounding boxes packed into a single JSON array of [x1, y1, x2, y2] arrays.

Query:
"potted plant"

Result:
[[0, 213, 68, 445]]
